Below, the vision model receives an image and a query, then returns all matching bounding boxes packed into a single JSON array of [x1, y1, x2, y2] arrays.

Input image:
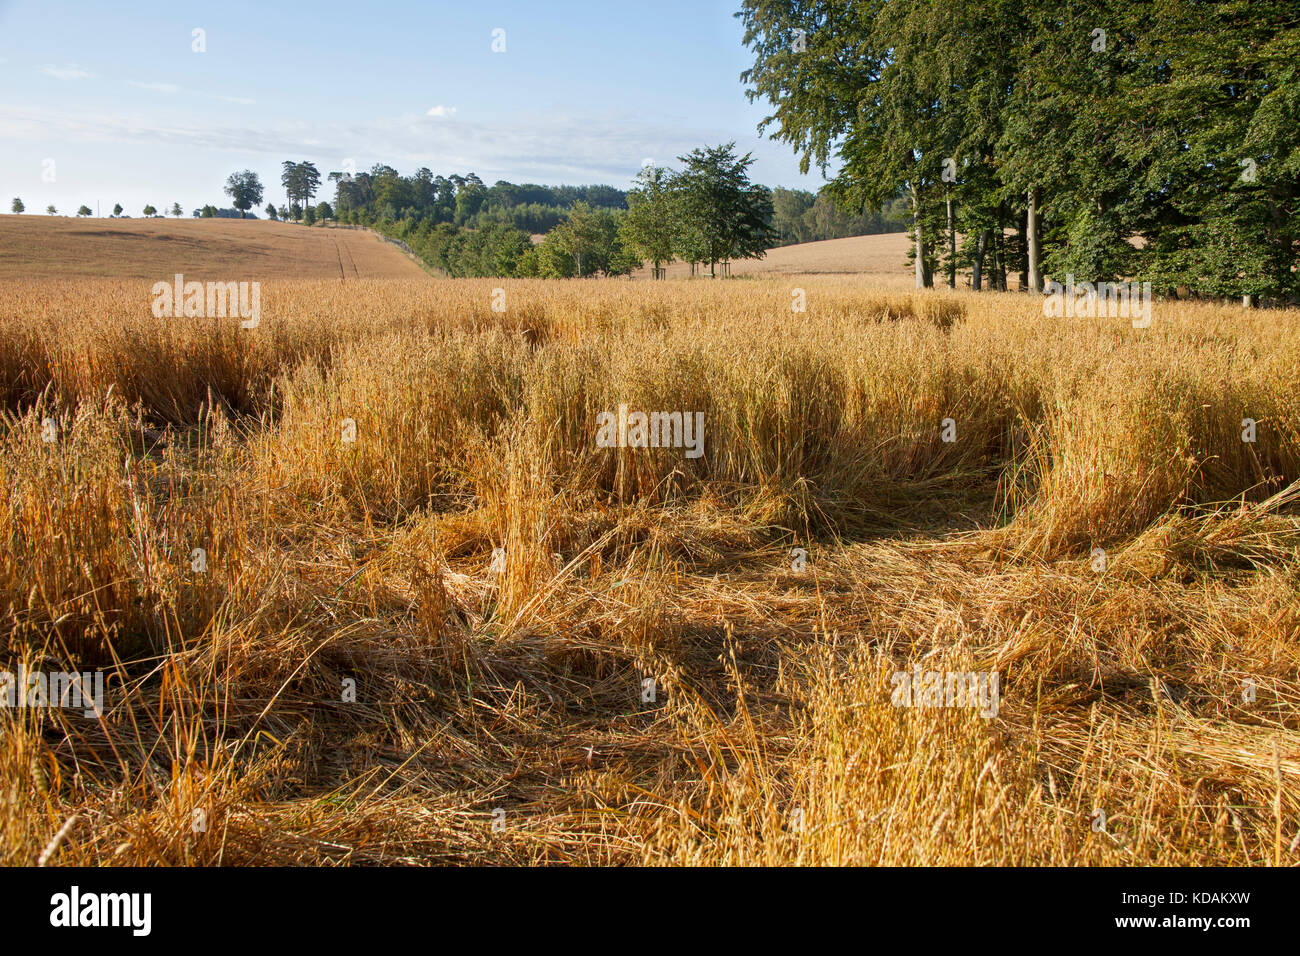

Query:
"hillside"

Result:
[[0, 215, 428, 281], [632, 232, 918, 285]]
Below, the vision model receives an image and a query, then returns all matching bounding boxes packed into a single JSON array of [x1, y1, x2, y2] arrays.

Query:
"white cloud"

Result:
[[124, 81, 253, 104], [0, 104, 784, 187], [128, 80, 182, 93], [43, 63, 95, 81], [426, 105, 457, 118]]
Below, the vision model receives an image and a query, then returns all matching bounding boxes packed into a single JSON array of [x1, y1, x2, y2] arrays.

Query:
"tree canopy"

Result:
[[739, 0, 1300, 302], [224, 170, 264, 219]]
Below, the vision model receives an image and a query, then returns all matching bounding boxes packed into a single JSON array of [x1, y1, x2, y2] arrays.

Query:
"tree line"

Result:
[[331, 168, 626, 228], [769, 188, 911, 246], [216, 144, 779, 278], [739, 0, 1300, 304], [377, 145, 774, 278], [10, 199, 187, 218]]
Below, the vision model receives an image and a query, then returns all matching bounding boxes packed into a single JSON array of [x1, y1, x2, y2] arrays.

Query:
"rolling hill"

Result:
[[632, 232, 917, 285], [0, 215, 429, 281]]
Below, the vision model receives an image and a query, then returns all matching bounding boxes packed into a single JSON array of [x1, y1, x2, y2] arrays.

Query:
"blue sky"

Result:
[[0, 0, 834, 216]]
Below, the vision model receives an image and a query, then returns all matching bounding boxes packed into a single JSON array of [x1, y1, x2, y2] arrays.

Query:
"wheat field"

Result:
[[2, 274, 1298, 866], [0, 216, 428, 281]]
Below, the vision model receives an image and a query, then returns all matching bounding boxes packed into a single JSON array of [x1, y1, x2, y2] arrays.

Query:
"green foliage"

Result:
[[546, 202, 638, 277], [534, 231, 577, 277], [326, 144, 892, 279], [740, 0, 1300, 302], [770, 187, 909, 245], [671, 143, 775, 274], [10, 198, 23, 214], [224, 170, 264, 219], [281, 162, 321, 219], [329, 164, 626, 232], [375, 219, 535, 277], [620, 167, 677, 272]]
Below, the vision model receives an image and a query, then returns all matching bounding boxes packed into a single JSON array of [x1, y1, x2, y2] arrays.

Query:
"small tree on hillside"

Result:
[[143, 205, 157, 217], [265, 203, 278, 220], [281, 161, 321, 218], [547, 203, 635, 277], [11, 198, 24, 213], [224, 170, 264, 219], [620, 165, 677, 278], [553, 202, 603, 276], [671, 143, 774, 277], [46, 205, 57, 215], [170, 202, 183, 217], [112, 203, 123, 217], [77, 205, 92, 217]]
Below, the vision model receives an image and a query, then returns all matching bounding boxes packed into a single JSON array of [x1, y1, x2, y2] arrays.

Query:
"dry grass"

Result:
[[0, 215, 427, 281], [2, 273, 1298, 866]]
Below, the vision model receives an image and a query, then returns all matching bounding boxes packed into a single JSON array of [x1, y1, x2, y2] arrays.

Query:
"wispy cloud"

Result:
[[43, 63, 95, 81], [0, 104, 755, 185], [125, 80, 254, 105], [426, 105, 457, 118], [128, 80, 181, 93]]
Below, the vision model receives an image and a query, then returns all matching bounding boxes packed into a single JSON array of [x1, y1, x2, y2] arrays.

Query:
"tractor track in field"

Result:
[[331, 236, 362, 279], [332, 238, 346, 279]]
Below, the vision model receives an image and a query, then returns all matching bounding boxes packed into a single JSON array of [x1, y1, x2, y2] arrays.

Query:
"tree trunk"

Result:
[[993, 205, 1007, 291], [1027, 187, 1043, 293], [1016, 214, 1028, 291], [990, 227, 1002, 291], [911, 185, 927, 289], [972, 230, 988, 291], [946, 195, 956, 289]]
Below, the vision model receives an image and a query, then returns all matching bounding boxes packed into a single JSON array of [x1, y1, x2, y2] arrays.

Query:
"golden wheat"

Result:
[[1, 276, 1297, 866]]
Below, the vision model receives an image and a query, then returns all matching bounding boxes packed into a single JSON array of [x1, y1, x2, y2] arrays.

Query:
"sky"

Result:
[[0, 0, 836, 216]]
